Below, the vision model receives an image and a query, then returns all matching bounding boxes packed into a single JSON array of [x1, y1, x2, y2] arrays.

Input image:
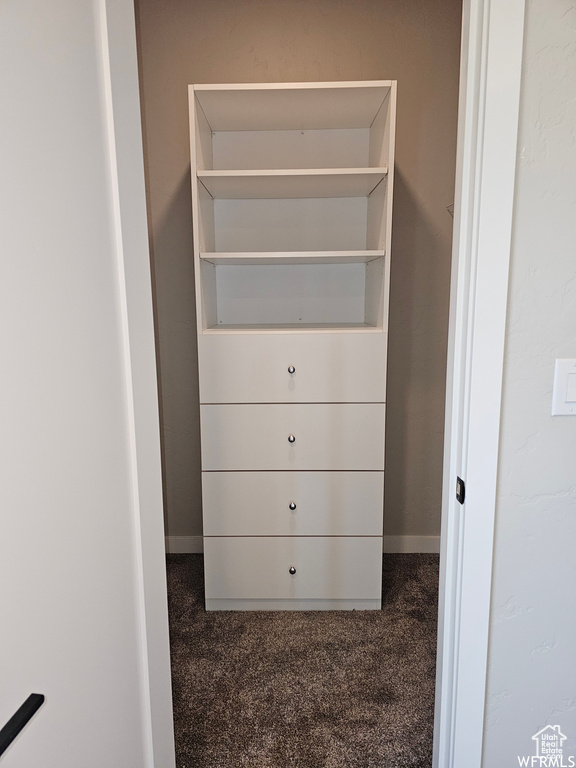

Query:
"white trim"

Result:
[[206, 598, 380, 611], [433, 2, 526, 768], [98, 1, 175, 766], [166, 536, 204, 554], [383, 536, 440, 554]]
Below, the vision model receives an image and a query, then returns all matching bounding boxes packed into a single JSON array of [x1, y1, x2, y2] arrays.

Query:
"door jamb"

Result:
[[433, 1, 526, 766], [105, 0, 527, 764], [98, 1, 176, 766]]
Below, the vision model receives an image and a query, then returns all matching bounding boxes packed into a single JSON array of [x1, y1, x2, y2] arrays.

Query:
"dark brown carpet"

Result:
[[167, 553, 439, 768]]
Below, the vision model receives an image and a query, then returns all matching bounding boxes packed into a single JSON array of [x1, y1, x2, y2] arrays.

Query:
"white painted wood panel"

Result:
[[200, 250, 384, 265], [366, 177, 388, 250], [205, 598, 380, 610], [2, 1, 174, 764], [365, 255, 387, 328], [202, 471, 384, 536], [368, 90, 391, 168], [198, 332, 387, 403], [214, 197, 368, 252], [194, 95, 213, 171], [200, 403, 385, 471], [197, 182, 215, 252], [198, 168, 387, 199], [205, 323, 381, 332], [204, 537, 383, 601], [200, 260, 217, 330], [212, 129, 370, 170], [194, 82, 393, 131]]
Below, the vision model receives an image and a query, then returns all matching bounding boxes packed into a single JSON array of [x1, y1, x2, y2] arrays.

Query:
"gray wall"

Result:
[[483, 0, 576, 762], [134, 0, 462, 542]]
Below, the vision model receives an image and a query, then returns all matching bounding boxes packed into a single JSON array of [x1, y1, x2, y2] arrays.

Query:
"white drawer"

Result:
[[200, 403, 385, 471], [202, 471, 383, 536], [198, 332, 387, 403], [204, 536, 383, 601]]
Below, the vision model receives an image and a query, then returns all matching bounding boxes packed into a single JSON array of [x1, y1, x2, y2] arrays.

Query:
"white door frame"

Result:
[[99, 1, 175, 766], [433, 1, 526, 767], [104, 0, 526, 765]]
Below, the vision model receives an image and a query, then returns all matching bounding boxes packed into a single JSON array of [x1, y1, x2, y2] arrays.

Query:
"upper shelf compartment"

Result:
[[197, 168, 388, 199], [193, 81, 394, 131], [191, 81, 394, 173]]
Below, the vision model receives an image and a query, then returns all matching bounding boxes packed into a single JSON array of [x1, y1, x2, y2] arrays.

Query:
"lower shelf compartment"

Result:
[[199, 256, 387, 329], [204, 536, 383, 610]]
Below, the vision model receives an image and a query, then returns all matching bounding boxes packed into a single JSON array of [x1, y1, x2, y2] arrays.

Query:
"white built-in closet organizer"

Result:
[[189, 81, 396, 610]]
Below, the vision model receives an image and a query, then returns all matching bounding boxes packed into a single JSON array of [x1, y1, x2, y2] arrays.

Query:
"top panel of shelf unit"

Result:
[[192, 81, 394, 131]]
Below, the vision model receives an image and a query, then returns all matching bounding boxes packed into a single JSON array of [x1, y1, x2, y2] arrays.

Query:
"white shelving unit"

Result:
[[189, 80, 396, 610]]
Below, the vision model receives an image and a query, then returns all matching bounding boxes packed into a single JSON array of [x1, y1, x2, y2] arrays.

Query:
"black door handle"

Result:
[[0, 694, 45, 757]]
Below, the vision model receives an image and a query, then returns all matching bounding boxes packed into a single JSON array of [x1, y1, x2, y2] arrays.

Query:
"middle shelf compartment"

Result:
[[196, 184, 389, 253]]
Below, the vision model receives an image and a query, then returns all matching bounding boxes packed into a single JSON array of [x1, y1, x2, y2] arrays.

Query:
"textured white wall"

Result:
[[483, 0, 576, 763]]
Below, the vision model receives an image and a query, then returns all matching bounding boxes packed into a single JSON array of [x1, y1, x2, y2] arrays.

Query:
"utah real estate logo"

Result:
[[518, 725, 574, 767]]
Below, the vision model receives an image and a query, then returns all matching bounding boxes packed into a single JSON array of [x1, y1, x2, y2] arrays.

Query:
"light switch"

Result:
[[567, 373, 576, 403], [552, 359, 576, 415]]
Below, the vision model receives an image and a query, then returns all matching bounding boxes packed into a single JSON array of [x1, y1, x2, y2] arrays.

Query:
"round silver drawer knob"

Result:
[[288, 434, 296, 443], [288, 366, 296, 374], [289, 567, 297, 575], [289, 502, 297, 510]]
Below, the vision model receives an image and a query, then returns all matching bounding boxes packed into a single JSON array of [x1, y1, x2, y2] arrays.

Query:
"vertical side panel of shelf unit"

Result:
[[368, 87, 391, 168], [189, 87, 217, 331], [194, 96, 213, 171], [189, 86, 204, 333], [364, 256, 386, 328], [198, 184, 217, 328], [383, 83, 397, 334], [200, 259, 217, 330], [366, 83, 397, 332]]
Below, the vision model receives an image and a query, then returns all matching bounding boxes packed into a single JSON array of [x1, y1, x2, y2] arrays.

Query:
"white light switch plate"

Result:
[[552, 359, 576, 415]]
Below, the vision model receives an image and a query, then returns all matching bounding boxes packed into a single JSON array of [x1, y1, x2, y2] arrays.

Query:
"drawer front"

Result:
[[200, 403, 385, 471], [204, 536, 383, 600], [202, 471, 384, 536], [198, 332, 387, 403]]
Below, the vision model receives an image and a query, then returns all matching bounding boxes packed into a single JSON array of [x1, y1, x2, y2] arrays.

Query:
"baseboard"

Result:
[[166, 535, 440, 555], [165, 535, 203, 554], [383, 535, 440, 554]]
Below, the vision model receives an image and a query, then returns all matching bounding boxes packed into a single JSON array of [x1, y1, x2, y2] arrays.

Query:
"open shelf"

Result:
[[189, 81, 396, 611], [190, 81, 395, 334], [193, 81, 394, 132], [199, 250, 385, 265], [198, 258, 386, 331], [203, 322, 384, 334], [197, 168, 387, 199]]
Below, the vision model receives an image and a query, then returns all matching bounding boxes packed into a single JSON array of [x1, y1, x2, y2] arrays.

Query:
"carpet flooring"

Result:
[[167, 553, 439, 768]]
